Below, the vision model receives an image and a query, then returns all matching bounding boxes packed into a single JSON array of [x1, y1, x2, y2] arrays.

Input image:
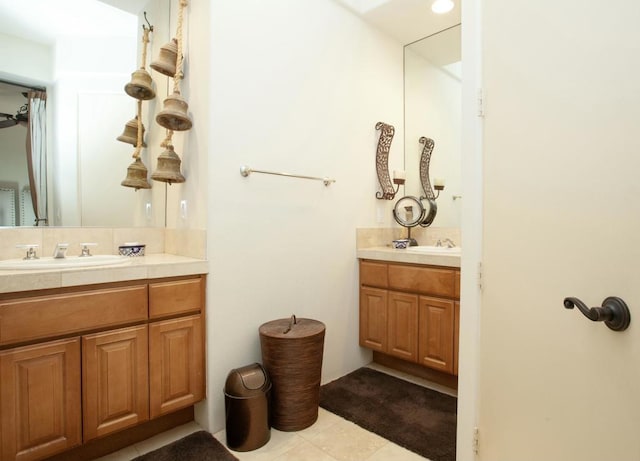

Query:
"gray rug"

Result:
[[319, 367, 457, 461], [132, 430, 238, 461]]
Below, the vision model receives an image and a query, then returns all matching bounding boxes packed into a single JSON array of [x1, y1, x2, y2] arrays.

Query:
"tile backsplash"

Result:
[[356, 227, 461, 249], [0, 227, 206, 261]]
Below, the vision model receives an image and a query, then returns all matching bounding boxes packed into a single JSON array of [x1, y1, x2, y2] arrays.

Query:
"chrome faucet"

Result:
[[16, 244, 39, 260], [79, 243, 97, 257], [52, 243, 69, 259], [436, 238, 456, 248]]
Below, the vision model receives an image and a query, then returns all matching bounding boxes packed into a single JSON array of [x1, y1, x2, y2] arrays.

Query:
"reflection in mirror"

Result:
[[392, 195, 435, 245], [404, 24, 461, 228], [0, 0, 169, 228], [0, 82, 35, 226]]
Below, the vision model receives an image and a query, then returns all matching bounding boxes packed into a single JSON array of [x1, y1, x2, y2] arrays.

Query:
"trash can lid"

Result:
[[259, 316, 325, 339], [224, 363, 270, 397]]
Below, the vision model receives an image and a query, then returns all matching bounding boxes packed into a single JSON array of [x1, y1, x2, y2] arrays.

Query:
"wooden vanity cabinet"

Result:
[[0, 275, 205, 461], [359, 260, 460, 376], [148, 279, 205, 419], [82, 325, 149, 442], [418, 296, 455, 373], [359, 286, 388, 352], [149, 315, 204, 419], [387, 291, 419, 362], [0, 338, 82, 461]]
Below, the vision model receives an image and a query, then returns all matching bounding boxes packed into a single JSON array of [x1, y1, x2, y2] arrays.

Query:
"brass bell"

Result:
[[116, 117, 147, 147], [151, 144, 185, 184], [121, 158, 152, 190], [124, 69, 156, 100], [150, 38, 178, 78], [156, 91, 192, 131]]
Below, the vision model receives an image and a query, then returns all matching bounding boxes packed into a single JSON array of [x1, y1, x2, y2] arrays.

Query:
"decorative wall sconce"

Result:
[[375, 121, 402, 200], [418, 136, 445, 227]]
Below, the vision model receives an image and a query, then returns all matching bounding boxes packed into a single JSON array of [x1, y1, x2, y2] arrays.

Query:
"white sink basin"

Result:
[[0, 255, 131, 270], [406, 246, 461, 255]]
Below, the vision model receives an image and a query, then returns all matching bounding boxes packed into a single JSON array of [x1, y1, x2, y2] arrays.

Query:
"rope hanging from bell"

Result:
[[125, 25, 156, 101]]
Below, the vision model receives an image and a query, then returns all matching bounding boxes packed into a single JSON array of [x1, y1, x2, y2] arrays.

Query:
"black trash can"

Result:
[[224, 363, 271, 451]]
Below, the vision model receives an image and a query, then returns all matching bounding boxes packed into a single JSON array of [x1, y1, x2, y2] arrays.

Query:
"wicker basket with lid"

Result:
[[259, 316, 325, 431]]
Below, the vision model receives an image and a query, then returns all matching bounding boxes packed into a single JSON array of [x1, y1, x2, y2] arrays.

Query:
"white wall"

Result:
[[201, 0, 404, 431], [0, 33, 52, 84]]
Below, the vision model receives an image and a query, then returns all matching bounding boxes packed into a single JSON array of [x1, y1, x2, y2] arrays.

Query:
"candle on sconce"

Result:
[[393, 170, 406, 185], [433, 178, 445, 188], [393, 170, 406, 180]]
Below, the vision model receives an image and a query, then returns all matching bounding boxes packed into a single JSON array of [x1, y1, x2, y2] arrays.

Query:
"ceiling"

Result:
[[334, 0, 461, 45], [0, 0, 141, 45], [0, 0, 460, 50]]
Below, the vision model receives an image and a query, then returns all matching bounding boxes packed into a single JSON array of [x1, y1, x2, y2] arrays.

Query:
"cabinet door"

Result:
[[149, 315, 204, 419], [0, 338, 81, 461], [359, 287, 388, 352], [418, 296, 455, 373], [387, 291, 419, 362], [454, 301, 460, 376], [82, 325, 149, 441]]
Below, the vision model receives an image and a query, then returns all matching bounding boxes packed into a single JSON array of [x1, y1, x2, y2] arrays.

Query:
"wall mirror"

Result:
[[0, 0, 168, 228], [404, 23, 462, 228]]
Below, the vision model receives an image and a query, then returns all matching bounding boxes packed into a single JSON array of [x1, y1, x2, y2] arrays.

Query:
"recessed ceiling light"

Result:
[[431, 0, 454, 14]]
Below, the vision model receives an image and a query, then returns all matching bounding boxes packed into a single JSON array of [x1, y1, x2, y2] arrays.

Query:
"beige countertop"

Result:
[[0, 254, 209, 294], [357, 246, 461, 268]]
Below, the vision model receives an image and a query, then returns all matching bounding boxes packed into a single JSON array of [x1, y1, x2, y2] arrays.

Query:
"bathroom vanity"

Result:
[[0, 255, 207, 461], [358, 247, 460, 388]]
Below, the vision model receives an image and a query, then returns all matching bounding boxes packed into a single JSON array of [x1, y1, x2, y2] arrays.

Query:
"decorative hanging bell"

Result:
[[121, 157, 152, 190], [151, 144, 185, 184], [124, 69, 156, 100], [116, 117, 147, 147], [156, 91, 192, 131], [150, 38, 178, 77]]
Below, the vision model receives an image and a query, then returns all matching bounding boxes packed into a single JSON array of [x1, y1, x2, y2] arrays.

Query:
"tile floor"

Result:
[[95, 364, 456, 461]]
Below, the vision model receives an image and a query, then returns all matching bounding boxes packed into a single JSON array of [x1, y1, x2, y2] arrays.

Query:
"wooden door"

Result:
[[387, 291, 419, 362], [82, 325, 149, 441], [0, 338, 81, 461], [418, 296, 454, 373], [477, 0, 640, 459], [359, 287, 388, 352], [149, 315, 204, 419]]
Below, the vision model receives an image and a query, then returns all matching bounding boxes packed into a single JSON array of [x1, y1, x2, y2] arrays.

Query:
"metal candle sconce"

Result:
[[375, 122, 404, 200], [417, 136, 444, 227]]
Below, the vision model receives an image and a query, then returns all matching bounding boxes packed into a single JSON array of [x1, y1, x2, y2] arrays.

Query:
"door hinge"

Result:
[[473, 426, 479, 454], [477, 262, 483, 291], [477, 88, 485, 117]]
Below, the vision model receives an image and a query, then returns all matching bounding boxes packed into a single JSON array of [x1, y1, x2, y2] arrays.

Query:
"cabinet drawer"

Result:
[[149, 277, 203, 319], [388, 264, 456, 298], [0, 286, 148, 346], [360, 261, 388, 288]]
